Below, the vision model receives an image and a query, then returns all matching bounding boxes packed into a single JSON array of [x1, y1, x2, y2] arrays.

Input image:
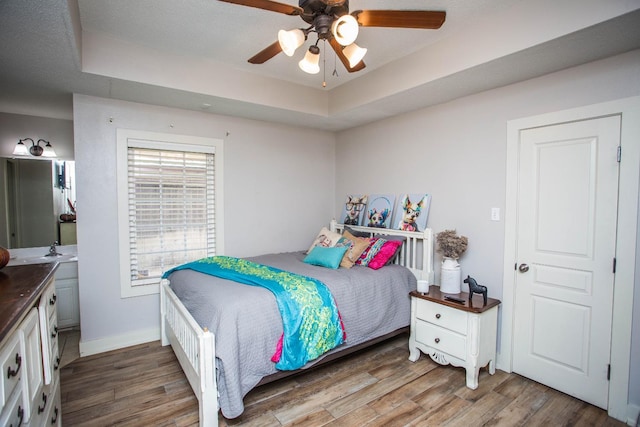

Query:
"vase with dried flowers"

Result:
[[436, 229, 468, 293]]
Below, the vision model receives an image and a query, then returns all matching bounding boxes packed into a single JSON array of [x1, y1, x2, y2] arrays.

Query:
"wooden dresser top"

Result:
[[410, 285, 501, 313], [0, 262, 58, 344]]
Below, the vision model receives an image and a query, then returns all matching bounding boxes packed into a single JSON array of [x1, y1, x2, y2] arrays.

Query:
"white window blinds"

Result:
[[127, 147, 216, 286]]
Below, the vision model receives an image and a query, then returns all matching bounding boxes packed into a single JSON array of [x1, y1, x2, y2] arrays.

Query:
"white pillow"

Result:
[[306, 227, 343, 254]]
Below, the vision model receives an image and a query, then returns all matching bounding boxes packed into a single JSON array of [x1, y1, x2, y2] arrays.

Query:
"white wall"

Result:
[[73, 94, 335, 353], [335, 50, 640, 412]]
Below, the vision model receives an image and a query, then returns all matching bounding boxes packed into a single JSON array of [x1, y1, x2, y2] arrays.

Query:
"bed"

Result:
[[160, 220, 434, 426]]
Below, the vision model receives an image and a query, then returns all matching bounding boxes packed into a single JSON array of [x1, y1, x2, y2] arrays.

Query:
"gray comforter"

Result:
[[166, 251, 417, 418]]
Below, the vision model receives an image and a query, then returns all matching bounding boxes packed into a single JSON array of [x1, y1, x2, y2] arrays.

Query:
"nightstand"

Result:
[[408, 286, 501, 389]]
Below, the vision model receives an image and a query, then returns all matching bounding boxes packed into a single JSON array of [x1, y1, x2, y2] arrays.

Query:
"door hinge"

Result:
[[607, 364, 611, 381], [613, 257, 617, 274], [617, 146, 621, 162]]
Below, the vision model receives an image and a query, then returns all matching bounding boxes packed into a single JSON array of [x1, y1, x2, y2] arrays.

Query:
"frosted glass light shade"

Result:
[[42, 141, 57, 157], [331, 15, 358, 46], [343, 42, 367, 68], [278, 29, 305, 56], [299, 46, 320, 74], [12, 140, 29, 156]]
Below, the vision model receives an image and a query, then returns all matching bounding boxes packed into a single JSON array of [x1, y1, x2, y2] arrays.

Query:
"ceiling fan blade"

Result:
[[248, 41, 282, 64], [353, 10, 446, 29], [218, 0, 302, 16], [329, 38, 366, 73]]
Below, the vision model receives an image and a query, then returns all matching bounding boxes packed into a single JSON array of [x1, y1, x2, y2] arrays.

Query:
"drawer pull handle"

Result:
[[50, 294, 57, 305], [51, 407, 59, 424], [51, 325, 58, 339], [435, 338, 440, 344], [11, 404, 24, 427], [7, 353, 22, 378], [435, 313, 441, 319], [38, 392, 48, 413]]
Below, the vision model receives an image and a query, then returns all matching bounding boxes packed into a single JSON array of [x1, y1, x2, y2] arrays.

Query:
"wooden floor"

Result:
[[60, 334, 625, 426]]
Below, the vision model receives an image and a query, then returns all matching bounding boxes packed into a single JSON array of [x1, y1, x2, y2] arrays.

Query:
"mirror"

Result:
[[0, 158, 76, 249]]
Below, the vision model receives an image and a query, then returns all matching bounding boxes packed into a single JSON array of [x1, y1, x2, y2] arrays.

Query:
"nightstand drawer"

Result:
[[415, 320, 466, 360], [415, 298, 468, 335]]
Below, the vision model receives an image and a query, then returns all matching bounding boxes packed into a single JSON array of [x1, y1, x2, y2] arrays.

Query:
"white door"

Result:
[[512, 115, 620, 409]]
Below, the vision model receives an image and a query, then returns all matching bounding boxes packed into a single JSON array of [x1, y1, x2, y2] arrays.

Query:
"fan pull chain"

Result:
[[322, 40, 327, 88], [333, 51, 339, 77]]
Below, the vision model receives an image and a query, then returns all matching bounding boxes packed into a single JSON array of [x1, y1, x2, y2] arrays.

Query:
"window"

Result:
[[117, 129, 224, 297]]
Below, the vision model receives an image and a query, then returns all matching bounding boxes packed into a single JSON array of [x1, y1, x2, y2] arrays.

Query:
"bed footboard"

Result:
[[161, 279, 218, 427]]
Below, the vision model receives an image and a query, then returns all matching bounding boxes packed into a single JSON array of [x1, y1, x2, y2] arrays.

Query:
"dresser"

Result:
[[408, 286, 501, 389], [0, 263, 61, 426]]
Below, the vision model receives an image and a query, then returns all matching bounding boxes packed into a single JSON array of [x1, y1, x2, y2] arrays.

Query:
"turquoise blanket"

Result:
[[162, 256, 345, 370]]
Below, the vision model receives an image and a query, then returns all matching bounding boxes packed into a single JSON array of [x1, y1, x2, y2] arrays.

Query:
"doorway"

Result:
[[499, 97, 640, 422]]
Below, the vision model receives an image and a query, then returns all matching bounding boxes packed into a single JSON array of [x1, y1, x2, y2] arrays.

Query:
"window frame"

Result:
[[116, 129, 224, 298]]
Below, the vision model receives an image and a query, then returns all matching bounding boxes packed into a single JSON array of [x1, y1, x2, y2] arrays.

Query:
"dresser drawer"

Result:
[[41, 281, 58, 322], [415, 320, 467, 360], [415, 298, 468, 335], [0, 385, 24, 427], [0, 334, 22, 407], [51, 339, 61, 375], [44, 380, 61, 426], [38, 280, 58, 386]]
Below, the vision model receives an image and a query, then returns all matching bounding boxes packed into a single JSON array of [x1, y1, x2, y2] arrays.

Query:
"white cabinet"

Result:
[[55, 261, 80, 329], [0, 276, 61, 426], [409, 288, 501, 389]]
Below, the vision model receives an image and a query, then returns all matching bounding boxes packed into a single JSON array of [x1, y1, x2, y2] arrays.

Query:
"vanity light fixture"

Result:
[[12, 138, 31, 156], [40, 140, 57, 157], [12, 138, 57, 157]]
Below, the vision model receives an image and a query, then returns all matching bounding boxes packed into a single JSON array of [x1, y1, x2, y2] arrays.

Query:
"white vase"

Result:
[[440, 257, 461, 294]]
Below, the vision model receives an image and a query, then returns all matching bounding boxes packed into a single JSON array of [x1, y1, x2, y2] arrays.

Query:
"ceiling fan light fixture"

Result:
[[331, 14, 359, 46], [278, 28, 305, 56], [299, 45, 320, 74], [343, 42, 367, 68]]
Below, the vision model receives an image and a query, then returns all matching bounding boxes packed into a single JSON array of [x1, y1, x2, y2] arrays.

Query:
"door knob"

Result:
[[518, 263, 529, 273]]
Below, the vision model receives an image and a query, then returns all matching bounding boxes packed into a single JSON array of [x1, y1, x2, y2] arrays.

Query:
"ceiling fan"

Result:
[[219, 0, 446, 74]]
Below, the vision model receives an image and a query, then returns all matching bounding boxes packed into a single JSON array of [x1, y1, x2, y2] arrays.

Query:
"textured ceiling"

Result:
[[0, 0, 639, 131]]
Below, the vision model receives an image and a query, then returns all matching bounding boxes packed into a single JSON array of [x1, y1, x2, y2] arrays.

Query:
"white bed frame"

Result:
[[160, 220, 434, 427]]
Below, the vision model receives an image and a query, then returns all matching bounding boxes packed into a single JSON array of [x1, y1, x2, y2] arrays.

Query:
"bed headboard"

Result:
[[330, 219, 434, 284]]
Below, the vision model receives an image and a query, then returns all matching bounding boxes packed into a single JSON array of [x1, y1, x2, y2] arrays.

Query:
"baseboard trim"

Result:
[[627, 403, 640, 426], [79, 327, 160, 357]]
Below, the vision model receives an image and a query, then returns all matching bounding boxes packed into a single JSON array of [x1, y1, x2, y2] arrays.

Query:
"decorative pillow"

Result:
[[339, 230, 371, 268], [376, 234, 406, 242], [345, 226, 407, 244], [379, 236, 406, 265], [306, 227, 343, 254], [356, 237, 387, 267], [344, 225, 370, 238], [368, 239, 404, 270], [303, 245, 349, 269]]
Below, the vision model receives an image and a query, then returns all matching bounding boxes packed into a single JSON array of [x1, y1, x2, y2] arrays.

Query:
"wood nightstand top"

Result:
[[410, 285, 501, 314]]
